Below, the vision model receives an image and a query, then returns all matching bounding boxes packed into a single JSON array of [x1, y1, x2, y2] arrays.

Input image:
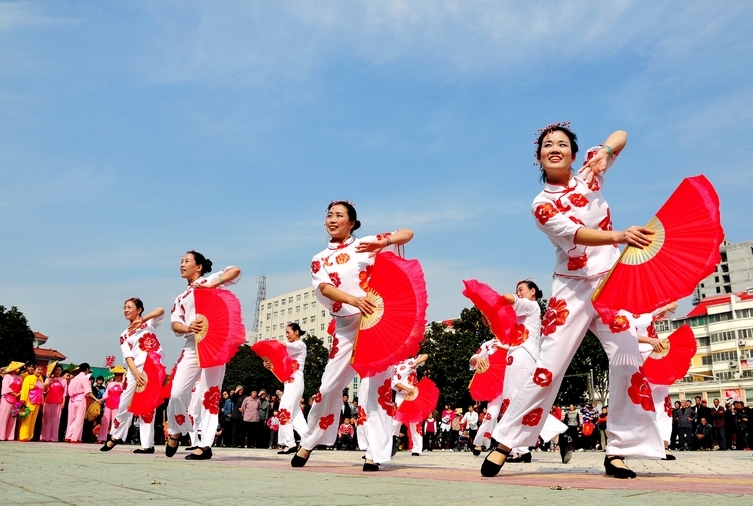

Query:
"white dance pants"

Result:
[[392, 394, 424, 454], [111, 370, 158, 447], [278, 376, 306, 448], [492, 275, 664, 459]]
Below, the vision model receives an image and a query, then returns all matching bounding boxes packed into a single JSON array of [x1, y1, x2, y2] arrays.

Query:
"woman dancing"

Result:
[[481, 125, 664, 479], [268, 322, 308, 455], [101, 298, 165, 453], [0, 362, 24, 441], [167, 251, 241, 460], [292, 201, 413, 472], [40, 364, 67, 442]]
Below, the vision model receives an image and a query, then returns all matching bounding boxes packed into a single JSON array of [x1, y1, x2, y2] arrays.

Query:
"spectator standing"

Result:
[[221, 390, 234, 447], [724, 403, 737, 449], [691, 396, 703, 430], [597, 406, 608, 451], [267, 410, 280, 449], [734, 401, 749, 450], [461, 405, 479, 445], [669, 401, 681, 450], [240, 390, 261, 448], [562, 404, 581, 462], [339, 394, 352, 425], [439, 405, 452, 450], [92, 376, 106, 400], [676, 400, 694, 450], [258, 390, 271, 449], [423, 413, 437, 451], [710, 398, 726, 450], [231, 386, 247, 447]]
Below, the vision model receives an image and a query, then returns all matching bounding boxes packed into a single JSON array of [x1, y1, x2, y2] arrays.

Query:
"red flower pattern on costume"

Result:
[[532, 368, 553, 388], [329, 272, 342, 287], [483, 431, 492, 439], [501, 398, 510, 415], [377, 378, 396, 416], [322, 256, 332, 267], [664, 396, 673, 418], [647, 323, 658, 339], [541, 298, 569, 336], [202, 386, 221, 415], [138, 332, 160, 352], [357, 405, 367, 426], [567, 253, 588, 271], [407, 371, 418, 386], [569, 216, 585, 226], [122, 377, 128, 392], [141, 412, 154, 424], [609, 315, 630, 334], [568, 193, 588, 207], [314, 391, 322, 404], [510, 323, 529, 346], [335, 253, 350, 265], [415, 422, 423, 436], [175, 414, 186, 426], [376, 232, 393, 241], [119, 335, 126, 345], [507, 355, 514, 366], [290, 360, 300, 373], [484, 413, 492, 421], [113, 418, 120, 429], [522, 407, 543, 427], [318, 414, 335, 430], [332, 301, 342, 313], [627, 368, 655, 412], [311, 260, 321, 274], [534, 203, 559, 225], [358, 265, 373, 291], [598, 209, 613, 232], [554, 199, 570, 213], [189, 414, 194, 427], [329, 336, 339, 359], [278, 409, 291, 425]]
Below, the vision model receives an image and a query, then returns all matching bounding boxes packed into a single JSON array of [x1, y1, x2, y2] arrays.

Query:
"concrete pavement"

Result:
[[1, 442, 751, 505]]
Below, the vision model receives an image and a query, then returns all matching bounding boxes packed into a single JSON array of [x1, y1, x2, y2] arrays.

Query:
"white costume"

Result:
[[492, 147, 664, 459], [391, 357, 423, 454], [111, 315, 165, 448], [278, 339, 308, 449], [187, 379, 202, 446], [167, 267, 241, 445], [98, 380, 123, 442], [633, 313, 673, 443], [301, 233, 399, 464]]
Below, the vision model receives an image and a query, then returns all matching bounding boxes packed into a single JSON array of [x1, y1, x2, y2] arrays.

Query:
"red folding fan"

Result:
[[351, 252, 428, 377], [462, 280, 517, 345], [193, 288, 246, 368], [327, 318, 336, 337], [469, 349, 508, 401], [642, 324, 697, 385], [593, 175, 724, 321], [394, 377, 439, 423], [251, 340, 294, 383], [129, 352, 167, 417]]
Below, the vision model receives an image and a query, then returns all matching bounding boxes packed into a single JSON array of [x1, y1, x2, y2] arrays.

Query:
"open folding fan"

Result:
[[642, 324, 696, 385], [593, 175, 724, 321], [461, 280, 517, 345], [351, 252, 428, 377], [251, 340, 294, 383], [193, 288, 246, 368], [468, 349, 508, 402], [45, 360, 58, 379], [394, 377, 439, 423], [129, 351, 167, 417]]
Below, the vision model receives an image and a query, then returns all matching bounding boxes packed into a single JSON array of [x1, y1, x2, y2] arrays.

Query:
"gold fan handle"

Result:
[[406, 387, 419, 401], [592, 246, 630, 302], [468, 370, 478, 390]]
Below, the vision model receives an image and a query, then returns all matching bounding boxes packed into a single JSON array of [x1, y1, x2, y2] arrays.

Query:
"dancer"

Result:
[[268, 322, 308, 455], [97, 367, 125, 443], [0, 362, 24, 440], [18, 363, 44, 441], [392, 354, 428, 456], [292, 200, 413, 472], [482, 125, 664, 479], [65, 363, 98, 443], [101, 299, 165, 453], [166, 251, 241, 460], [633, 301, 679, 461], [40, 364, 67, 442], [186, 379, 202, 450]]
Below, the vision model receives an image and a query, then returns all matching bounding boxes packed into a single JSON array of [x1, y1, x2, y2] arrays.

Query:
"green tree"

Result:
[[420, 307, 492, 409], [0, 305, 35, 366], [302, 334, 329, 400], [555, 330, 609, 406], [223, 345, 281, 394]]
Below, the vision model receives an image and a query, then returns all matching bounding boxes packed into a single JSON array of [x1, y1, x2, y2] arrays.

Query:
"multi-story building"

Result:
[[694, 239, 753, 303], [656, 289, 753, 404]]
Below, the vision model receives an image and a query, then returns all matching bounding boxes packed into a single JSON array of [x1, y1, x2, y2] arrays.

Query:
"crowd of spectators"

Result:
[[671, 396, 751, 451]]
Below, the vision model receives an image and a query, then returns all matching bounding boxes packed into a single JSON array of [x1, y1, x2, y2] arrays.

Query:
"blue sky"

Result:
[[1, 1, 752, 366]]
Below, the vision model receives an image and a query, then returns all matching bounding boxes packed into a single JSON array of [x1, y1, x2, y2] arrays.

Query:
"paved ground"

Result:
[[1, 443, 751, 505]]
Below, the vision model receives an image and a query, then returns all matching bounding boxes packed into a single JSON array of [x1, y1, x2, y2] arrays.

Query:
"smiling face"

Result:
[[123, 300, 143, 322], [285, 325, 300, 342], [538, 130, 576, 184], [325, 204, 354, 241], [516, 282, 536, 301], [180, 253, 202, 281]]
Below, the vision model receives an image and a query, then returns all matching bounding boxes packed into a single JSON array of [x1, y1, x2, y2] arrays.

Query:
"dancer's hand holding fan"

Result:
[[129, 351, 167, 417], [469, 350, 508, 402], [192, 288, 246, 368], [251, 340, 295, 383], [642, 325, 697, 385], [394, 377, 440, 424], [593, 175, 724, 321]]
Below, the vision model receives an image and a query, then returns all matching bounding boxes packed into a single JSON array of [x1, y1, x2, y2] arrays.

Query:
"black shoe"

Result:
[[604, 455, 636, 479], [291, 448, 311, 468], [278, 446, 297, 455], [185, 446, 198, 451], [363, 462, 380, 472], [165, 436, 180, 458], [99, 438, 123, 452], [185, 447, 213, 460], [507, 452, 532, 463], [133, 447, 155, 454], [411, 452, 420, 456], [562, 449, 572, 464], [472, 447, 482, 456], [480, 446, 510, 477], [662, 453, 676, 461], [391, 435, 399, 457]]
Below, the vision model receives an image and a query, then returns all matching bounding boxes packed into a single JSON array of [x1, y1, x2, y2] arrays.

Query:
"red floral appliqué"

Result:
[[189, 414, 194, 426], [357, 405, 367, 426], [501, 398, 510, 415], [534, 203, 559, 225], [202, 386, 221, 415], [314, 391, 323, 403], [569, 216, 585, 226], [329, 272, 342, 287], [318, 414, 335, 430], [377, 379, 396, 416], [568, 193, 588, 207], [332, 301, 343, 313], [483, 431, 492, 439], [113, 418, 120, 429], [278, 409, 291, 425], [416, 422, 423, 436], [329, 337, 339, 360], [290, 360, 300, 373], [322, 257, 332, 267], [664, 396, 673, 418], [407, 371, 418, 386], [311, 260, 321, 274], [598, 208, 613, 232], [138, 332, 160, 352], [541, 298, 569, 336], [358, 265, 373, 291], [609, 315, 630, 334], [647, 323, 658, 339], [627, 368, 655, 412], [532, 368, 553, 388], [335, 253, 350, 265], [510, 324, 529, 346], [522, 408, 543, 427], [567, 253, 588, 271], [507, 355, 514, 366], [175, 414, 186, 426]]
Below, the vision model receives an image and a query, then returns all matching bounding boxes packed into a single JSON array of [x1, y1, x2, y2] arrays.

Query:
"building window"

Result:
[[736, 309, 752, 319], [739, 328, 753, 339], [273, 324, 277, 331], [265, 326, 270, 332], [267, 303, 272, 309], [712, 351, 738, 363], [288, 308, 292, 315], [304, 292, 309, 299], [289, 297, 293, 303], [311, 315, 316, 322], [296, 306, 301, 313], [322, 310, 326, 318], [302, 317, 308, 324], [303, 303, 309, 311], [321, 324, 325, 331], [275, 301, 279, 307], [709, 331, 734, 343], [716, 287, 721, 294], [697, 336, 710, 346], [701, 356, 712, 365], [312, 301, 317, 308], [266, 313, 271, 320], [296, 294, 301, 301], [273, 311, 278, 318]]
